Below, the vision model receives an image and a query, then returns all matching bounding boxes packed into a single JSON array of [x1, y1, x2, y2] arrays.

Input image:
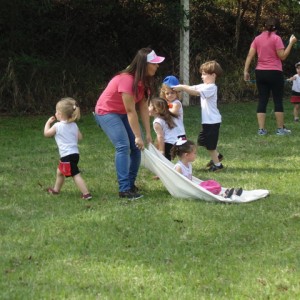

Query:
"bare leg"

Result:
[[257, 112, 266, 129], [294, 104, 299, 119], [53, 168, 65, 192], [274, 112, 284, 128], [208, 149, 220, 164], [73, 174, 89, 195]]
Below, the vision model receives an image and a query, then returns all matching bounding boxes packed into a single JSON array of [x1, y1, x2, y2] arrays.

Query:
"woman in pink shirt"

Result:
[[244, 17, 297, 136], [94, 48, 165, 199]]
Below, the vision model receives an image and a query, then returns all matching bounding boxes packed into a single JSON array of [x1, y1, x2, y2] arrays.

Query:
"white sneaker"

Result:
[[276, 128, 291, 135], [258, 129, 267, 136]]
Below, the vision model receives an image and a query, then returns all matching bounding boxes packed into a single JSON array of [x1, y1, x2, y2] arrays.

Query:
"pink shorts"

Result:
[[199, 180, 222, 195]]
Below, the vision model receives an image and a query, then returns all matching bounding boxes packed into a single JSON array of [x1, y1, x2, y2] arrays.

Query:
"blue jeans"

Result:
[[95, 113, 141, 192]]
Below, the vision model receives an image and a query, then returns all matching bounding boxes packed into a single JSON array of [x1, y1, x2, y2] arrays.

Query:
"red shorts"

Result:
[[58, 153, 80, 177], [290, 96, 300, 103], [59, 161, 72, 176]]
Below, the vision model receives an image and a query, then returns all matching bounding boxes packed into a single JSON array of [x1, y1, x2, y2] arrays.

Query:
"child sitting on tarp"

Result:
[[170, 138, 242, 198]]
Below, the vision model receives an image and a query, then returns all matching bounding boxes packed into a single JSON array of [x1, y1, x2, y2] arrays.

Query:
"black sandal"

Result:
[[235, 188, 243, 196], [225, 188, 234, 198]]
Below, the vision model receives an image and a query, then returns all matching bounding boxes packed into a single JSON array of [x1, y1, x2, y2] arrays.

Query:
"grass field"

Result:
[[1, 101, 300, 299]]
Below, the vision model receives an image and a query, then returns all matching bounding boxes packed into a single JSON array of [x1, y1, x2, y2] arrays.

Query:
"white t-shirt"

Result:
[[191, 83, 222, 124], [292, 74, 300, 93], [174, 160, 192, 180], [53, 121, 79, 158], [171, 99, 186, 136], [153, 117, 180, 144]]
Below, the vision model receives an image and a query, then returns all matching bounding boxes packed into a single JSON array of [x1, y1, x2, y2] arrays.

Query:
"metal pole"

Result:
[[180, 0, 190, 106]]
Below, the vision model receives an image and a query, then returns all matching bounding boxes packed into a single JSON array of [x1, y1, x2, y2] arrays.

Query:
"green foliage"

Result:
[[1, 0, 300, 113]]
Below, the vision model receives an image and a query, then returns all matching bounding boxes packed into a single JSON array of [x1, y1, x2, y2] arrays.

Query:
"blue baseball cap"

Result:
[[163, 75, 180, 88]]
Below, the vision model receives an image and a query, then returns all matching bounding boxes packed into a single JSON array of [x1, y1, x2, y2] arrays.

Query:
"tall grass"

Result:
[[1, 101, 300, 299]]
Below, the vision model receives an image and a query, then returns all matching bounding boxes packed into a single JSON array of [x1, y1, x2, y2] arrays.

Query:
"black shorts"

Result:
[[197, 123, 220, 151], [164, 143, 173, 161], [60, 153, 80, 177]]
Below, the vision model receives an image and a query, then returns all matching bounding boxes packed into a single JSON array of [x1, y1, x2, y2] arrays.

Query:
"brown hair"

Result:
[[199, 60, 223, 78], [150, 97, 177, 129], [171, 140, 196, 160], [56, 97, 80, 122], [264, 17, 280, 32], [120, 47, 155, 100]]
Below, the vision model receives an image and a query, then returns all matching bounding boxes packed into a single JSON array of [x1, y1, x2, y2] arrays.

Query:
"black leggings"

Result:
[[255, 70, 284, 113]]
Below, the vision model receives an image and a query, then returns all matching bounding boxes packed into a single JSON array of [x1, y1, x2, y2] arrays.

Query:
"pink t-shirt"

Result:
[[95, 73, 145, 115], [251, 31, 284, 71]]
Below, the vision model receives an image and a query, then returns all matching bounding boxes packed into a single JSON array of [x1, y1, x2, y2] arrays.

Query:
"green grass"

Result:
[[1, 101, 300, 299]]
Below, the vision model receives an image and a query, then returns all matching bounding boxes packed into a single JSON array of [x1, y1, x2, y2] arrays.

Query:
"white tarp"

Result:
[[141, 143, 269, 203]]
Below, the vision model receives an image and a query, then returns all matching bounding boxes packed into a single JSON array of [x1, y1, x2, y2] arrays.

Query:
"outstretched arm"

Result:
[[172, 85, 200, 96]]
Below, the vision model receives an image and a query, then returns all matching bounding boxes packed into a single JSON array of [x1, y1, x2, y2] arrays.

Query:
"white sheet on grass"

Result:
[[141, 143, 269, 203]]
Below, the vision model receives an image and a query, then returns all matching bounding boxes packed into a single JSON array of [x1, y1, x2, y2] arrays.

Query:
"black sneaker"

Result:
[[208, 163, 224, 172], [206, 154, 224, 168], [130, 185, 139, 193], [119, 190, 143, 200]]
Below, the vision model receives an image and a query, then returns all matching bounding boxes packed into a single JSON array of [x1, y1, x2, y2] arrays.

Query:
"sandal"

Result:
[[235, 188, 243, 196], [47, 187, 59, 195], [225, 188, 234, 198]]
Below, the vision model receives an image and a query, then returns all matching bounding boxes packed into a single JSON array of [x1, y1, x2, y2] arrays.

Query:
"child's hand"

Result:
[[287, 76, 296, 82], [47, 116, 56, 124], [172, 85, 181, 91], [44, 116, 57, 137]]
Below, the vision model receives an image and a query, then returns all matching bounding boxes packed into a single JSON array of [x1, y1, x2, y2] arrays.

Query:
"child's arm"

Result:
[[287, 75, 296, 81], [169, 101, 181, 116], [44, 116, 56, 137], [78, 128, 83, 141], [172, 84, 200, 96], [174, 164, 183, 175], [153, 123, 165, 155]]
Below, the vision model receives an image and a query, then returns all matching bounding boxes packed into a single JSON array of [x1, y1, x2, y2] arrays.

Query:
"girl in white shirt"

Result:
[[287, 62, 300, 122], [44, 97, 92, 200], [160, 75, 186, 139], [171, 138, 243, 198], [148, 97, 181, 160], [171, 139, 196, 180]]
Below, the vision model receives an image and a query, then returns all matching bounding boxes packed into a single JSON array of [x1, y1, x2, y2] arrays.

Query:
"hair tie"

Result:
[[176, 137, 187, 146], [73, 102, 79, 110]]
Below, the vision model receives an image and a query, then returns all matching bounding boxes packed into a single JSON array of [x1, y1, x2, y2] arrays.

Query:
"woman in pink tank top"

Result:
[[244, 17, 297, 136]]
